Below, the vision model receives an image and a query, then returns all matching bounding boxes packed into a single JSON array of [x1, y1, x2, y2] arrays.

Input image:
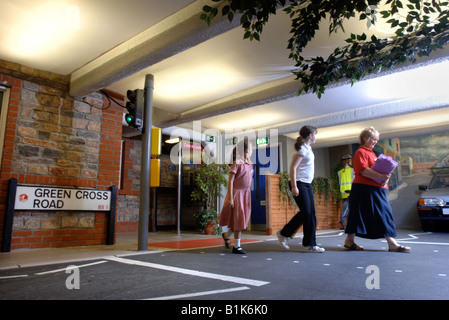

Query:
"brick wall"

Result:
[[116, 139, 140, 233], [265, 174, 339, 236], [0, 60, 123, 250]]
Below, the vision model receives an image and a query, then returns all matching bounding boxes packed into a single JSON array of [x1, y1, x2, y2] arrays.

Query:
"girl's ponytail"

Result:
[[295, 125, 317, 151]]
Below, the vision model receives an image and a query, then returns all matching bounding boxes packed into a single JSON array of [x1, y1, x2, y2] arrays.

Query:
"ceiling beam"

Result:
[[154, 75, 299, 128], [273, 93, 449, 136], [156, 48, 449, 131], [70, 0, 241, 97]]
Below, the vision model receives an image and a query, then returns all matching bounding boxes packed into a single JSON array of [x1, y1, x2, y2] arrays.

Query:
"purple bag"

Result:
[[370, 154, 398, 184]]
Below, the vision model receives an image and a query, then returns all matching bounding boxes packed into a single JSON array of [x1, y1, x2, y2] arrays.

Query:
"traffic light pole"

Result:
[[138, 74, 154, 251]]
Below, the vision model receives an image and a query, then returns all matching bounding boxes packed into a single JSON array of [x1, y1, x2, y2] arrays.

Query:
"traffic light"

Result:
[[125, 89, 144, 131]]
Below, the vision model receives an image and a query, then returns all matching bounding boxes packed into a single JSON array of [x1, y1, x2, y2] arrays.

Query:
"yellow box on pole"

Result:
[[150, 158, 160, 187], [151, 128, 161, 156]]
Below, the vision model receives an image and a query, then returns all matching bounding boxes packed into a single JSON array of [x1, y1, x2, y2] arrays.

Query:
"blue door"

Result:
[[250, 146, 280, 229]]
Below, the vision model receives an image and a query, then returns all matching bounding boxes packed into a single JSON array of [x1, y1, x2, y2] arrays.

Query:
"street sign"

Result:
[[14, 186, 112, 211]]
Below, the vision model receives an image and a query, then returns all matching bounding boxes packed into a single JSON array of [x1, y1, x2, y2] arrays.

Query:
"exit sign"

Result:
[[226, 137, 237, 145], [206, 135, 215, 143], [256, 137, 269, 145]]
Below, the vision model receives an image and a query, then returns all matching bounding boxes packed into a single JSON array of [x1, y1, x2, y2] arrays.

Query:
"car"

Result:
[[417, 169, 449, 231]]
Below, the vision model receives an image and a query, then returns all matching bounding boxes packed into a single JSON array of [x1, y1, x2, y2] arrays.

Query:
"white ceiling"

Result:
[[2, 0, 449, 148]]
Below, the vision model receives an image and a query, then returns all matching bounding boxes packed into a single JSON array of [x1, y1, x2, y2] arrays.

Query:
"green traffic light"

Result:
[[125, 114, 135, 125], [125, 88, 143, 130]]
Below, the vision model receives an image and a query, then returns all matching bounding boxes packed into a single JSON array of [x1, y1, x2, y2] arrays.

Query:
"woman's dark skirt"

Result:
[[345, 183, 397, 239]]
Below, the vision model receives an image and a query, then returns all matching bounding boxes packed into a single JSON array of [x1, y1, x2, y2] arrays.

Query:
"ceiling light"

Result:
[[165, 137, 180, 144], [214, 113, 282, 131], [156, 65, 238, 100], [6, 2, 80, 57], [316, 126, 364, 141]]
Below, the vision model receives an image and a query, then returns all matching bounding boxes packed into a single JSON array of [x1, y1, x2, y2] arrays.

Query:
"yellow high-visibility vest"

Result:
[[338, 167, 354, 199]]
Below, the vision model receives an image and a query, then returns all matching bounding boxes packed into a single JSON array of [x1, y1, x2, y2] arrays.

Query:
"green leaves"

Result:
[[200, 0, 286, 41], [191, 162, 229, 210], [201, 0, 449, 98]]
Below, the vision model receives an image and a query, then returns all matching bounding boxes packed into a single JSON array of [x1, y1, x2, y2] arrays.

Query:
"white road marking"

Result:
[[0, 274, 28, 280], [35, 260, 108, 276], [106, 256, 270, 287], [395, 232, 431, 241], [395, 241, 449, 246], [316, 231, 344, 238], [381, 232, 449, 246], [145, 286, 250, 300]]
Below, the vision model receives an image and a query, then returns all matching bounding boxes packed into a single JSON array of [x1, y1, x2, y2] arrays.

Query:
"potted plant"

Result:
[[191, 162, 229, 235], [193, 208, 219, 235]]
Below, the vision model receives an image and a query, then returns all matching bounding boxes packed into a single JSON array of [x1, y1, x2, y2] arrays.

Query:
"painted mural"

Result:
[[400, 131, 449, 174], [341, 130, 449, 229]]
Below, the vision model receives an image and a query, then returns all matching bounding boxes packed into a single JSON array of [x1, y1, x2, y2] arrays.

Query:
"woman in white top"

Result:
[[277, 125, 325, 253]]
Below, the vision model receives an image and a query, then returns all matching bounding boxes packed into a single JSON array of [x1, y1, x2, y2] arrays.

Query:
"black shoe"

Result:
[[232, 247, 246, 254], [222, 234, 231, 249]]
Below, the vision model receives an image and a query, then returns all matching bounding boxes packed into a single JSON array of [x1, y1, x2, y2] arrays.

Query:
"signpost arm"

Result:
[[2, 178, 17, 252], [138, 74, 154, 251]]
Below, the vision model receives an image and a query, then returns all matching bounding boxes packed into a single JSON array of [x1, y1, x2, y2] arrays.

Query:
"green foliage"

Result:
[[191, 162, 229, 233], [201, 0, 287, 40], [279, 171, 297, 208], [193, 208, 221, 234], [279, 171, 340, 206], [201, 0, 449, 98], [312, 176, 340, 204], [191, 162, 229, 209]]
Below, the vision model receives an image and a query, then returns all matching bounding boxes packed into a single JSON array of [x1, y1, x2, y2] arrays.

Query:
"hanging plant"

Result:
[[279, 171, 297, 208], [279, 171, 340, 206], [201, 0, 449, 98], [312, 176, 341, 204]]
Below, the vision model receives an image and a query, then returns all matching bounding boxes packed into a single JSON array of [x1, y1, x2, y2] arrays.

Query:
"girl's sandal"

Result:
[[222, 234, 231, 249], [344, 243, 364, 251]]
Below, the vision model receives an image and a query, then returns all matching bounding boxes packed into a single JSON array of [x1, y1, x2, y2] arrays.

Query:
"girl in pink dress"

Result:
[[219, 140, 253, 254]]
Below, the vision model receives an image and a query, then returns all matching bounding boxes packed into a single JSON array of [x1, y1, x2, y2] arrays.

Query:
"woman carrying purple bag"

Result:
[[344, 127, 411, 253]]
